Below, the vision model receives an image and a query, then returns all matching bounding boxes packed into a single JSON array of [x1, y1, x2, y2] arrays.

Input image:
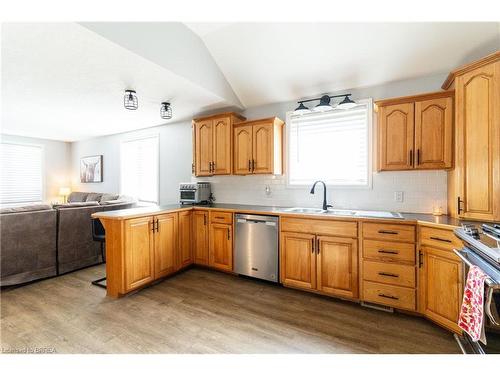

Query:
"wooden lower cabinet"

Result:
[[419, 245, 463, 333], [124, 216, 155, 292], [193, 210, 209, 265], [178, 211, 193, 269], [154, 213, 178, 279], [209, 223, 233, 271], [280, 231, 358, 299]]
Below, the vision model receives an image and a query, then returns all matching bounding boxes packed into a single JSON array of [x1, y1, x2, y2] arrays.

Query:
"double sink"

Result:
[[281, 207, 403, 219]]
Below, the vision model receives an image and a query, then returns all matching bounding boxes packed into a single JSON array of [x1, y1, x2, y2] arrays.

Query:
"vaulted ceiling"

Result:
[[2, 22, 499, 141]]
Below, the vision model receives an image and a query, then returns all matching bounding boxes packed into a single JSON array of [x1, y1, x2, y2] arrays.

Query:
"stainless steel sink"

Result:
[[282, 207, 326, 214], [281, 207, 403, 219]]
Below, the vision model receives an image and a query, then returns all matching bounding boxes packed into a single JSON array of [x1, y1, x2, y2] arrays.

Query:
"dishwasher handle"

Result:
[[237, 218, 276, 226], [235, 214, 279, 226]]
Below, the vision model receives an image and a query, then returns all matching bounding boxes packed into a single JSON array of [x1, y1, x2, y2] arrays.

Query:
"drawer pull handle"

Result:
[[378, 249, 399, 255], [378, 272, 399, 278], [430, 236, 452, 243], [378, 230, 399, 235], [378, 293, 399, 300], [215, 216, 225, 220]]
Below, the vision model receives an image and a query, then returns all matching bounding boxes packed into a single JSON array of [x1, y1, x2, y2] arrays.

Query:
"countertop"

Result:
[[92, 203, 465, 229]]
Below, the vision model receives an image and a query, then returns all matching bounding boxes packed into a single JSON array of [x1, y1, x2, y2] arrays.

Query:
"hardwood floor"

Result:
[[0, 265, 459, 354]]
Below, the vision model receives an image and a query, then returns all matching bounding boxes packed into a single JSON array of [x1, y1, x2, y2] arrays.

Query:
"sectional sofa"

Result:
[[0, 192, 136, 286]]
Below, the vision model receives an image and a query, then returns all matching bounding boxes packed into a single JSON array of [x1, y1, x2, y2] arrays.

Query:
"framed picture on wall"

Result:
[[80, 155, 103, 183]]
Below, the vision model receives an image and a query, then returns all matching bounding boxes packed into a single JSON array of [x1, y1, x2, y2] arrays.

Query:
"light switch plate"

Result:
[[394, 191, 404, 202]]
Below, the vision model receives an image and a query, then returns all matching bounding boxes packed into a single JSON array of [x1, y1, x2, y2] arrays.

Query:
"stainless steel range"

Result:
[[454, 223, 500, 354]]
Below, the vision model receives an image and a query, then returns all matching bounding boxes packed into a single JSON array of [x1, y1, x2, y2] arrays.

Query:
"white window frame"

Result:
[[0, 141, 46, 205], [119, 134, 160, 204], [285, 98, 373, 190]]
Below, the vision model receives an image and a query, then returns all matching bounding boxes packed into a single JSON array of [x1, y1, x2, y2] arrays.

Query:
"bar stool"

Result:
[[91, 218, 106, 289]]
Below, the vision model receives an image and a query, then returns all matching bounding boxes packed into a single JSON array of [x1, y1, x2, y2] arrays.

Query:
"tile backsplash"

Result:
[[194, 170, 447, 214]]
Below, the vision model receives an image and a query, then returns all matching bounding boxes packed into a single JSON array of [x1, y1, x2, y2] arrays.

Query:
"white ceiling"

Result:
[[187, 22, 500, 107], [1, 23, 235, 142]]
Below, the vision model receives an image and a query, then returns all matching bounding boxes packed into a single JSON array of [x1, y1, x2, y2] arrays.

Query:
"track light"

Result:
[[313, 95, 333, 112], [293, 102, 310, 115], [293, 93, 356, 115], [337, 95, 357, 109]]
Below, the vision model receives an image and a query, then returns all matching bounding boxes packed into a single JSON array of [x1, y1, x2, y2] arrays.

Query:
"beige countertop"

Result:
[[92, 203, 466, 229]]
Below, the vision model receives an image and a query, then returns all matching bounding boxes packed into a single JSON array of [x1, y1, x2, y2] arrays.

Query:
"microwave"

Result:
[[179, 182, 211, 204]]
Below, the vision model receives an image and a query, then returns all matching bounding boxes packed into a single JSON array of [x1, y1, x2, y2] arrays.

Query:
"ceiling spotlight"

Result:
[[337, 95, 357, 109], [293, 102, 310, 115], [160, 102, 172, 120], [314, 95, 333, 112], [124, 90, 138, 110]]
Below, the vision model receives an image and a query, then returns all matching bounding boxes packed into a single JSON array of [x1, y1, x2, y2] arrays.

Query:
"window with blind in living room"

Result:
[[120, 135, 159, 204], [0, 142, 44, 205], [287, 98, 372, 187]]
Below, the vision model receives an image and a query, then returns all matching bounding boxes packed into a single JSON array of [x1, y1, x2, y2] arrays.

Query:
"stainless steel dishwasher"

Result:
[[234, 213, 279, 282]]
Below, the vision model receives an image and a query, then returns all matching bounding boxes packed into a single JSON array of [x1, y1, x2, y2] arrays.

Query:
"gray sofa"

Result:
[[0, 204, 57, 286], [0, 192, 136, 286]]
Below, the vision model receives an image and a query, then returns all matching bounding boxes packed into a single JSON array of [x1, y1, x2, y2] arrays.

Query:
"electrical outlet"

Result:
[[394, 191, 404, 202]]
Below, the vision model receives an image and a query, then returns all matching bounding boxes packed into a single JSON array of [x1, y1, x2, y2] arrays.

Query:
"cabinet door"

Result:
[[456, 62, 500, 221], [317, 236, 358, 299], [209, 223, 233, 271], [193, 210, 209, 265], [195, 119, 213, 176], [178, 210, 193, 269], [124, 216, 155, 292], [415, 97, 453, 169], [252, 123, 274, 174], [378, 103, 415, 171], [280, 232, 316, 290], [419, 246, 462, 333], [154, 213, 178, 279], [233, 125, 253, 175], [212, 117, 232, 175]]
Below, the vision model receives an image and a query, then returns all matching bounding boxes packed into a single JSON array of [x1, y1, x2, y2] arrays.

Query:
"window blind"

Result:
[[120, 136, 159, 203], [0, 143, 43, 204], [288, 100, 370, 186]]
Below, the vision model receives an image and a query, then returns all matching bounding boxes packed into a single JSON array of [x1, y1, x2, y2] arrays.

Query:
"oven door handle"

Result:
[[453, 249, 496, 287], [485, 286, 500, 326]]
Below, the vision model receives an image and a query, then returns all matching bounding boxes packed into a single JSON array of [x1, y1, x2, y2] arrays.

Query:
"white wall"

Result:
[[0, 134, 71, 203], [194, 72, 450, 214], [70, 121, 192, 204]]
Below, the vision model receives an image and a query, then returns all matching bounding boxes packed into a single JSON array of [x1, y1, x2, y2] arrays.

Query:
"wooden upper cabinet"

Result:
[[124, 216, 155, 292], [154, 213, 178, 279], [280, 232, 316, 290], [378, 103, 415, 171], [317, 236, 358, 299], [193, 112, 246, 177], [178, 210, 193, 270], [193, 210, 209, 265], [233, 117, 284, 175], [454, 60, 500, 221], [415, 97, 453, 169], [376, 91, 454, 171], [233, 125, 253, 175]]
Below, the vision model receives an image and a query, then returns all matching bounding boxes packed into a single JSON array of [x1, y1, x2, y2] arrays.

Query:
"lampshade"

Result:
[[293, 102, 310, 115], [337, 95, 357, 109], [59, 187, 71, 196], [124, 90, 138, 110], [313, 95, 333, 112], [160, 102, 172, 119]]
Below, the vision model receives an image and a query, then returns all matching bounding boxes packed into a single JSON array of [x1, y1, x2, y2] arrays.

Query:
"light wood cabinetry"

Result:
[[446, 52, 500, 221], [360, 222, 417, 311], [193, 112, 246, 177], [154, 213, 178, 279], [209, 211, 233, 272], [280, 219, 358, 299], [193, 210, 209, 265], [376, 91, 454, 171], [178, 210, 193, 269], [418, 225, 463, 333], [233, 117, 284, 175]]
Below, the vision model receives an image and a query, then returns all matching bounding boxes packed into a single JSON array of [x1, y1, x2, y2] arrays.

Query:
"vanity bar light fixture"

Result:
[[293, 94, 356, 115], [124, 90, 138, 110], [160, 102, 172, 119]]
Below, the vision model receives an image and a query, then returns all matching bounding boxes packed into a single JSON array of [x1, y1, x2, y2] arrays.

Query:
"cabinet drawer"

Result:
[[209, 211, 233, 224], [363, 281, 416, 311], [281, 217, 357, 237], [363, 240, 415, 263], [362, 222, 415, 243], [420, 226, 462, 250], [363, 260, 415, 288]]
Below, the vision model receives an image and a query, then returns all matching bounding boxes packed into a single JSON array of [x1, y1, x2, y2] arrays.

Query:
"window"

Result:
[[0, 142, 43, 204], [287, 99, 372, 187], [120, 136, 159, 204]]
